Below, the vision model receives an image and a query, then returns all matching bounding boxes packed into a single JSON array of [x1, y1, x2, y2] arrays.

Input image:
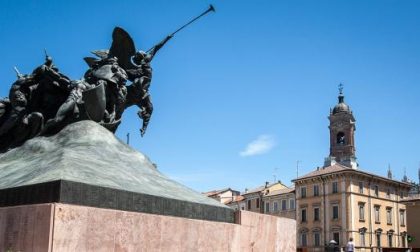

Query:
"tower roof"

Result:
[[332, 84, 351, 115]]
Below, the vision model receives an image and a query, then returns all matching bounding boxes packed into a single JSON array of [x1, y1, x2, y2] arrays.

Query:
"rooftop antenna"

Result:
[[273, 167, 279, 183], [296, 161, 301, 179]]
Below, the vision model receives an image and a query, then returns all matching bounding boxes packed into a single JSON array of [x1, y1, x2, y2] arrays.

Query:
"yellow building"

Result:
[[293, 88, 411, 251], [242, 181, 288, 213], [263, 187, 296, 220]]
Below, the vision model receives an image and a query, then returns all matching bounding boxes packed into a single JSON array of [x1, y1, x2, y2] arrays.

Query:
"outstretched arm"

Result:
[[148, 35, 173, 60]]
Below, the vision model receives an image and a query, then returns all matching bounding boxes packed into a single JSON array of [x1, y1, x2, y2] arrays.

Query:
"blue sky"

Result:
[[1, 0, 419, 192]]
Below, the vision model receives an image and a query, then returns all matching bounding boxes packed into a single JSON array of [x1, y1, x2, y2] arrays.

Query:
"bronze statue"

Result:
[[0, 5, 215, 152], [87, 27, 173, 136]]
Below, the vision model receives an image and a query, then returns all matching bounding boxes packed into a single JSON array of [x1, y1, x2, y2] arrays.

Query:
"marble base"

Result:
[[0, 203, 296, 252], [0, 121, 234, 223]]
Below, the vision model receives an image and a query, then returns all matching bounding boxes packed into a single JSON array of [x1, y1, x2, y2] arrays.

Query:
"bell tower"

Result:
[[324, 84, 357, 169]]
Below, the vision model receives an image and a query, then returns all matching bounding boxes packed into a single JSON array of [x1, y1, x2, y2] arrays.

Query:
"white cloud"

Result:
[[239, 135, 276, 157]]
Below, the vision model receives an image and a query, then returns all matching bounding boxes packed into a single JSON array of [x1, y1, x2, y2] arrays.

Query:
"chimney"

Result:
[[265, 181, 269, 188]]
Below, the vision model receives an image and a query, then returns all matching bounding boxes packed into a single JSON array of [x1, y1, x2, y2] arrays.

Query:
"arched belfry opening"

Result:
[[336, 132, 345, 145]]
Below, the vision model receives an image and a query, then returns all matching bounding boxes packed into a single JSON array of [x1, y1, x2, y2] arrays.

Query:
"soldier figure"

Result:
[[32, 54, 71, 91], [84, 56, 128, 124], [43, 79, 98, 133], [0, 71, 44, 151], [0, 72, 36, 136], [126, 35, 172, 136]]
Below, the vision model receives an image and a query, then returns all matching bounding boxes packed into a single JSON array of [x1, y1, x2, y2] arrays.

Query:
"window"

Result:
[[386, 208, 392, 224], [400, 191, 404, 199], [281, 199, 287, 211], [314, 232, 321, 246], [301, 232, 307, 246], [273, 202, 278, 212], [359, 203, 365, 221], [332, 205, 339, 220], [333, 232, 340, 244], [314, 185, 319, 196], [247, 200, 251, 210], [301, 187, 307, 198], [301, 208, 307, 223], [360, 232, 366, 247], [314, 207, 320, 221], [290, 199, 295, 210], [374, 185, 379, 197], [265, 202, 270, 213], [374, 206, 380, 223], [400, 210, 406, 226], [388, 233, 393, 247], [386, 188, 391, 199], [332, 181, 338, 193], [402, 235, 407, 247], [376, 233, 381, 248], [256, 198, 260, 208], [359, 181, 364, 194]]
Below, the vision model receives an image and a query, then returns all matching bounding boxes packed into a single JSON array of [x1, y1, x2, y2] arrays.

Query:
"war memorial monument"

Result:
[[0, 5, 295, 251]]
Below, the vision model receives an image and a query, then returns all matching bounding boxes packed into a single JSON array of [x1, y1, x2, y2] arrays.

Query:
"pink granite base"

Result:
[[0, 204, 54, 251], [0, 203, 296, 251]]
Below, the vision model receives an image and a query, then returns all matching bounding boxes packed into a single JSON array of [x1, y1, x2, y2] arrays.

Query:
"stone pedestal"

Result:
[[0, 121, 234, 223], [0, 121, 296, 251], [0, 203, 296, 252]]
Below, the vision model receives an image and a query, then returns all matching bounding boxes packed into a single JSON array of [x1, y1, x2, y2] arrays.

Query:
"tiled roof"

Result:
[[242, 181, 285, 195], [265, 187, 295, 197], [225, 195, 245, 204], [203, 188, 231, 197], [294, 164, 349, 181], [293, 163, 411, 187], [242, 185, 266, 195]]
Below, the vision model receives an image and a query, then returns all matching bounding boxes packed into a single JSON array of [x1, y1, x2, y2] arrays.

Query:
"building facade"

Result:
[[225, 195, 246, 211], [263, 187, 296, 219], [203, 188, 240, 204], [294, 88, 411, 251], [242, 181, 288, 213], [402, 195, 420, 248]]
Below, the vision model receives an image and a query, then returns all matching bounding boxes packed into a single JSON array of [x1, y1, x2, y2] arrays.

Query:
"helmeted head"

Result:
[[45, 56, 53, 66], [132, 51, 147, 65]]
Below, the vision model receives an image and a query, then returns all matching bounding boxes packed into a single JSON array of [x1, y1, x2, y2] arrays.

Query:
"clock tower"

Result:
[[324, 85, 357, 169]]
